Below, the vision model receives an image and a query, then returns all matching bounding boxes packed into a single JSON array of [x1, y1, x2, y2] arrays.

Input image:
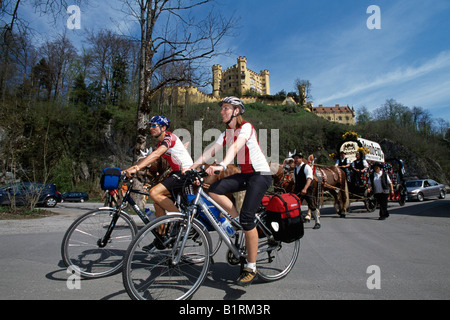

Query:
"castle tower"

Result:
[[237, 57, 247, 95], [260, 69, 270, 95], [212, 64, 222, 98]]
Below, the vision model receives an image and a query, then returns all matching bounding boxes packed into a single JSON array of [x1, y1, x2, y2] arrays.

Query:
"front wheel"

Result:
[[123, 215, 211, 300], [364, 192, 377, 212], [61, 208, 137, 278], [417, 192, 424, 202]]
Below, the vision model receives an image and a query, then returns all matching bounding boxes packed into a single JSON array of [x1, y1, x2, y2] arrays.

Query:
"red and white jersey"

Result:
[[156, 132, 193, 171], [216, 121, 270, 173]]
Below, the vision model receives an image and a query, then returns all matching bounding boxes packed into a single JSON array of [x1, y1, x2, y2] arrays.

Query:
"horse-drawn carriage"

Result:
[[272, 135, 407, 220], [337, 137, 407, 212]]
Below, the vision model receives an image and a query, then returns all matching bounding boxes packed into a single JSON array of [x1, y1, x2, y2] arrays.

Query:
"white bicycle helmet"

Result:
[[218, 96, 245, 115]]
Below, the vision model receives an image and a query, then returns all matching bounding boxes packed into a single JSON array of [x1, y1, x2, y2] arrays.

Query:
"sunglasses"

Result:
[[150, 124, 160, 128]]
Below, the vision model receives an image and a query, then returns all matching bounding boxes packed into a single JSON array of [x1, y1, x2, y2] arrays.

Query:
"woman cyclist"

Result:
[[188, 96, 272, 286]]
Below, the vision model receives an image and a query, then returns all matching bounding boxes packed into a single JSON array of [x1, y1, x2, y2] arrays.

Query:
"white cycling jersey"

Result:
[[216, 121, 270, 173]]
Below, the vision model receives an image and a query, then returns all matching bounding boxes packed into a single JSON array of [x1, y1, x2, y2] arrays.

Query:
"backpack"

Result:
[[100, 167, 121, 190], [265, 193, 304, 243]]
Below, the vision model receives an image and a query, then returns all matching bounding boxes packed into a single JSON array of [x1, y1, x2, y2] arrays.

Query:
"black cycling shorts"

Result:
[[160, 171, 188, 192], [209, 172, 272, 231]]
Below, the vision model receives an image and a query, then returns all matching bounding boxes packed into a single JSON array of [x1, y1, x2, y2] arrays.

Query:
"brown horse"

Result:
[[314, 165, 349, 217], [273, 158, 349, 219], [272, 161, 295, 194]]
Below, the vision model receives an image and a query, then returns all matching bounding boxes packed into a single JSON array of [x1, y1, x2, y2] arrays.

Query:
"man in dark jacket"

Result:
[[293, 153, 320, 229], [369, 162, 395, 220]]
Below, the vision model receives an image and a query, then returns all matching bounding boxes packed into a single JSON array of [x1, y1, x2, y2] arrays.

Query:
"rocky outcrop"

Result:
[[380, 139, 448, 185]]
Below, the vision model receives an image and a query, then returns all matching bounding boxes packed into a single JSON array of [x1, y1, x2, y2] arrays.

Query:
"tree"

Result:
[[435, 117, 450, 140], [119, 0, 236, 160], [356, 106, 372, 124], [294, 78, 312, 106], [38, 33, 77, 100]]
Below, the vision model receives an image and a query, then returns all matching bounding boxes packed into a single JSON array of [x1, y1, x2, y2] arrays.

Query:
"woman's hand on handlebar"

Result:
[[205, 165, 222, 176]]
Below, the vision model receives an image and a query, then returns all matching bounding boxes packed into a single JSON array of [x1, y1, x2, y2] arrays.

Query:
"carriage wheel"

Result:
[[364, 190, 377, 212], [398, 185, 406, 206]]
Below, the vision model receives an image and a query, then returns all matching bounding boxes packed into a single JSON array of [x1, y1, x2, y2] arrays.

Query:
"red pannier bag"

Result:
[[261, 195, 273, 207], [265, 193, 304, 243]]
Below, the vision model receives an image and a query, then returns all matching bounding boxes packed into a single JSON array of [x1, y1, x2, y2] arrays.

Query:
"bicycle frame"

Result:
[[188, 188, 245, 259]]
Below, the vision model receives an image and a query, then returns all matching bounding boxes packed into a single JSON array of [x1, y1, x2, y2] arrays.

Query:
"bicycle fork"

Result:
[[97, 211, 121, 248], [170, 220, 193, 266]]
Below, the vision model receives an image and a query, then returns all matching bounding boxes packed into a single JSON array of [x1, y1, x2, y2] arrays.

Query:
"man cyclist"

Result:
[[123, 115, 193, 218]]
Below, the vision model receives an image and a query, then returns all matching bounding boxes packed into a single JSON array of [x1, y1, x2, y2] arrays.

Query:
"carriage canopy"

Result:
[[340, 138, 384, 163]]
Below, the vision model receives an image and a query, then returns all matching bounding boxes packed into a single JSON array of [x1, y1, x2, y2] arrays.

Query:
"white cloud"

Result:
[[319, 50, 450, 103]]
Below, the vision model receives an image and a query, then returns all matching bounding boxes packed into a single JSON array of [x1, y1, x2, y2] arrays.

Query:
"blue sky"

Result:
[[18, 0, 450, 122]]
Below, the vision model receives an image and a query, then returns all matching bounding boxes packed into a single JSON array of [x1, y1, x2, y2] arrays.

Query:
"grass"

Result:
[[0, 206, 58, 220]]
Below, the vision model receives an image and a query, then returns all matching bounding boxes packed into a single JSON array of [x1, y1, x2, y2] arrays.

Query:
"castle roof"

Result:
[[313, 105, 353, 113]]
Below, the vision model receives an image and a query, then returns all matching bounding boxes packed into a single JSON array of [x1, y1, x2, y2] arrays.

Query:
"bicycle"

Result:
[[61, 176, 152, 279], [122, 168, 301, 300], [61, 174, 222, 279]]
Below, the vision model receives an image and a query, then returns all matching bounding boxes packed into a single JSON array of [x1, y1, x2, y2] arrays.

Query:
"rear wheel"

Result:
[[254, 212, 300, 281], [257, 237, 300, 281], [44, 196, 57, 207]]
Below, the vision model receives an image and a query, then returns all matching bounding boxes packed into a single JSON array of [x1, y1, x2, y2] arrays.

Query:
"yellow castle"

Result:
[[212, 57, 270, 97]]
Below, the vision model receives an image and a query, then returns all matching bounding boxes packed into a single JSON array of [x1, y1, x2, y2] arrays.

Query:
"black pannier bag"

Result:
[[100, 167, 121, 190], [265, 193, 304, 243]]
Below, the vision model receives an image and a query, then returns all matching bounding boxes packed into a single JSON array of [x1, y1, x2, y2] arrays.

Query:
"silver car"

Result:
[[405, 179, 446, 201]]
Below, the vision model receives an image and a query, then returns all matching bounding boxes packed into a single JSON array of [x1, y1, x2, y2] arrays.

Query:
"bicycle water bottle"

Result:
[[219, 216, 235, 238], [145, 208, 156, 222]]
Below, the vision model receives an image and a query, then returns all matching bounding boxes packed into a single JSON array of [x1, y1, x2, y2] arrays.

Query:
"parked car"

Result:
[[0, 182, 62, 207], [405, 179, 446, 201], [62, 192, 89, 203]]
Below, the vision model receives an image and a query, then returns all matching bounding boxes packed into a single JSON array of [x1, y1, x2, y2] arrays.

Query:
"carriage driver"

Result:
[[351, 151, 369, 186], [123, 115, 193, 218], [335, 151, 351, 182]]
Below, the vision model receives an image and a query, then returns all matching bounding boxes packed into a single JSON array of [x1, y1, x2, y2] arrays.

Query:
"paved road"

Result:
[[1, 197, 449, 300]]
